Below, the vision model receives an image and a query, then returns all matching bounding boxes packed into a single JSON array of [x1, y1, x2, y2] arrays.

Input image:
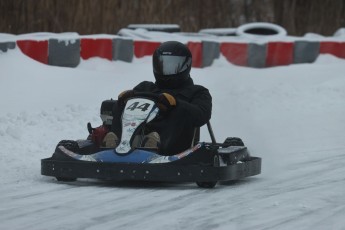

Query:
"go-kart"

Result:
[[41, 93, 261, 188]]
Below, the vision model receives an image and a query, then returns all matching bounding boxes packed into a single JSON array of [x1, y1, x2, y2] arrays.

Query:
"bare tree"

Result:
[[0, 0, 344, 35]]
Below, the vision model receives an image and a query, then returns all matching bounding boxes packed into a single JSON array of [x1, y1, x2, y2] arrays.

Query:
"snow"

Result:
[[199, 28, 237, 36], [1, 45, 345, 230], [334, 28, 345, 37], [128, 24, 180, 29]]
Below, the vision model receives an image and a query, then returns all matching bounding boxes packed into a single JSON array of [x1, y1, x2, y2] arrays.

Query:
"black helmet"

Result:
[[153, 41, 192, 89]]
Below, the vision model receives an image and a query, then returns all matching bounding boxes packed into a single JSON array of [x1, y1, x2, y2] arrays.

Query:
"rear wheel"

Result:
[[196, 181, 217, 188], [223, 137, 244, 147], [221, 137, 250, 163]]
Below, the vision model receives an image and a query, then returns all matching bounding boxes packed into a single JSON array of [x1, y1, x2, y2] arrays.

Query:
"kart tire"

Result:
[[196, 181, 217, 188], [56, 177, 77, 182], [223, 137, 244, 147], [57, 140, 80, 152]]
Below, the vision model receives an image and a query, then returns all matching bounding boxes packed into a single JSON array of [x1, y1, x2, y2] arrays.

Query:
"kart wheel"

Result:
[[223, 137, 244, 147], [56, 177, 77, 182], [57, 140, 80, 152], [196, 181, 217, 188]]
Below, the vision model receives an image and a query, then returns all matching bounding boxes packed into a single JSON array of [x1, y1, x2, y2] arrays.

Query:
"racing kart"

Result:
[[41, 93, 262, 188]]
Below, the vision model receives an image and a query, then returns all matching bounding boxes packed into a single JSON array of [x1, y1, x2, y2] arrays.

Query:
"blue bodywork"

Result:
[[58, 142, 204, 164]]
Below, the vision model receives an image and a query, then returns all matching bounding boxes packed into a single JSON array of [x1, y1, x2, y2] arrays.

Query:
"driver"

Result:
[[105, 41, 212, 156]]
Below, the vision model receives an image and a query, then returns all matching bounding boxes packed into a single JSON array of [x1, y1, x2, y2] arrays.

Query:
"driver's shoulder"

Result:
[[134, 81, 157, 91], [184, 84, 210, 95], [175, 84, 211, 101]]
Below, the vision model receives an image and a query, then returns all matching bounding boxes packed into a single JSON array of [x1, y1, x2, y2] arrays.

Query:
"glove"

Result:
[[118, 90, 135, 107], [157, 93, 176, 112], [90, 125, 109, 147]]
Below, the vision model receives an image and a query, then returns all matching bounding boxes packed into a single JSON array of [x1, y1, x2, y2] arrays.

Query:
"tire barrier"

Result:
[[17, 40, 48, 64], [266, 42, 294, 67], [113, 38, 133, 62], [220, 42, 248, 66], [80, 38, 113, 61], [247, 43, 266, 68], [202, 41, 220, 67], [0, 41, 15, 52], [48, 39, 80, 67], [320, 41, 345, 59], [127, 24, 181, 33], [133, 41, 161, 58], [4, 35, 345, 68], [333, 28, 345, 37], [293, 41, 320, 64], [236, 22, 287, 39], [199, 28, 237, 36], [188, 42, 203, 68]]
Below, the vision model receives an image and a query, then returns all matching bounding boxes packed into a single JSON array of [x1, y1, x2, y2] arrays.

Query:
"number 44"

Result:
[[126, 102, 151, 112]]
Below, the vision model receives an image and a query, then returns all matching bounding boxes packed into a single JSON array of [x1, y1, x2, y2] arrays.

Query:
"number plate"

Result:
[[116, 98, 157, 154]]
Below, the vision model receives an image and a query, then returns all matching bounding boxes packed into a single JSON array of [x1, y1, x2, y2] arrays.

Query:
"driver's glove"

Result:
[[157, 93, 176, 112], [118, 90, 135, 107]]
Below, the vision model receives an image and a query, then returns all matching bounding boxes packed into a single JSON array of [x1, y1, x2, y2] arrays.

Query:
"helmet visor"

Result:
[[153, 55, 192, 76]]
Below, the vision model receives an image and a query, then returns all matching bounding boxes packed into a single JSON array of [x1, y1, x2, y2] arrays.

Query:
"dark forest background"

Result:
[[1, 0, 344, 36]]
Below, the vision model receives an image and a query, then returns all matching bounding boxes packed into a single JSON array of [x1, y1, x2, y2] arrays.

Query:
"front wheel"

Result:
[[57, 140, 80, 152], [56, 177, 77, 182], [196, 181, 217, 188]]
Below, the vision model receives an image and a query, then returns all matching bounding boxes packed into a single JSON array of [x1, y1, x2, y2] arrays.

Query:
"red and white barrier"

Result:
[[220, 42, 248, 66], [266, 42, 294, 67], [16, 40, 48, 64], [80, 38, 113, 60], [5, 35, 345, 68], [133, 41, 161, 58], [320, 41, 345, 58], [187, 42, 203, 68]]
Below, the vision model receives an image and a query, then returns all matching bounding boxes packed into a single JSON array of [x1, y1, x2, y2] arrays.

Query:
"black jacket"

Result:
[[133, 77, 212, 155]]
